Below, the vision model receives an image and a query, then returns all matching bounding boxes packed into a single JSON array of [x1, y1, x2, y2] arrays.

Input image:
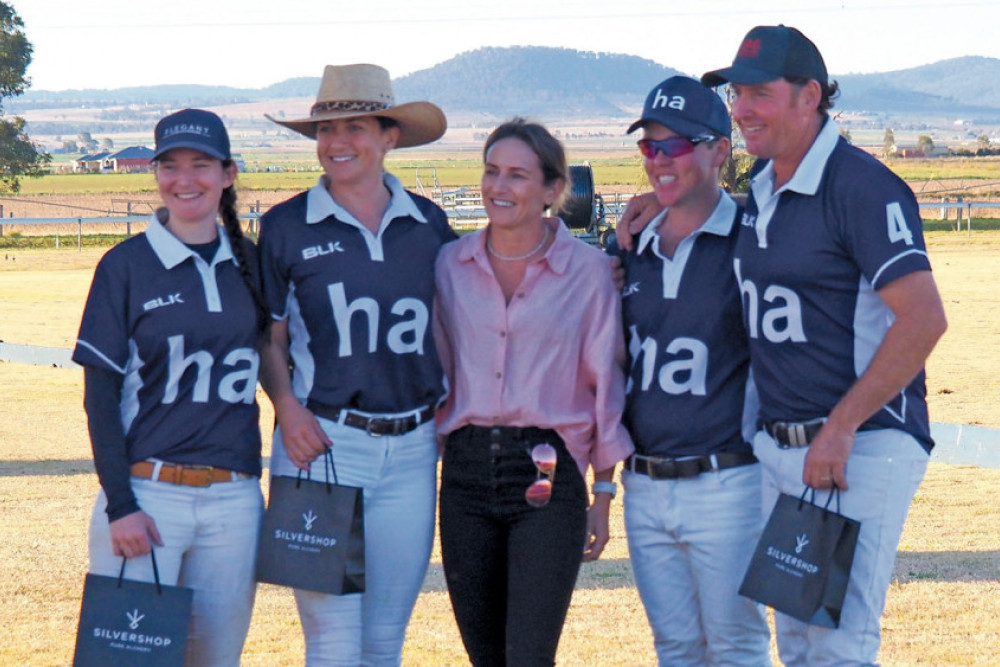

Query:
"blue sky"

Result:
[[14, 0, 1000, 91]]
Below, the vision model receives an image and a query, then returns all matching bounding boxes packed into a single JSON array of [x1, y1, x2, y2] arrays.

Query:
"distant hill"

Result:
[[836, 56, 1000, 120], [393, 46, 682, 119], [10, 48, 1000, 126]]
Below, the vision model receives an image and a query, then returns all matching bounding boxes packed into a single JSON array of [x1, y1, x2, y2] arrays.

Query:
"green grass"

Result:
[[15, 154, 998, 198], [886, 157, 1000, 181]]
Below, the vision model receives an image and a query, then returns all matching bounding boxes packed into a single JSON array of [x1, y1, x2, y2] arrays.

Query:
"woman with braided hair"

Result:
[[74, 109, 268, 666]]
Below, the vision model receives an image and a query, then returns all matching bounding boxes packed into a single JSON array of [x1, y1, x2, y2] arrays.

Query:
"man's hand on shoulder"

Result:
[[614, 192, 662, 252]]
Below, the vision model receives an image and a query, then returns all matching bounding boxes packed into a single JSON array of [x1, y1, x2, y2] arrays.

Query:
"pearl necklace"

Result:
[[486, 225, 550, 261]]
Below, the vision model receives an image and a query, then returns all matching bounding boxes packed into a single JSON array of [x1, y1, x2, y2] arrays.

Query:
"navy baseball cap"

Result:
[[153, 108, 231, 161], [627, 76, 730, 139], [702, 25, 828, 88]]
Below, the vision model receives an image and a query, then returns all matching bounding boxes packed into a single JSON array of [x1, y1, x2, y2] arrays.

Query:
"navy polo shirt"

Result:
[[610, 194, 755, 458], [258, 173, 457, 413], [73, 215, 263, 475], [735, 119, 934, 450]]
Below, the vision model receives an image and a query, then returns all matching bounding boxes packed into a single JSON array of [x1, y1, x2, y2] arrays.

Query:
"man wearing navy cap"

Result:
[[610, 76, 771, 666], [701, 25, 947, 665]]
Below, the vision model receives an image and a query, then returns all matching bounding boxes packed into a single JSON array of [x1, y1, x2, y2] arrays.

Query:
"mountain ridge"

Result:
[[11, 46, 1000, 122]]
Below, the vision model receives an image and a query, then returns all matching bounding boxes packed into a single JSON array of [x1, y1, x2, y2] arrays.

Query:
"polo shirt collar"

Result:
[[752, 117, 840, 196], [145, 212, 235, 270], [635, 190, 737, 256], [305, 172, 427, 225]]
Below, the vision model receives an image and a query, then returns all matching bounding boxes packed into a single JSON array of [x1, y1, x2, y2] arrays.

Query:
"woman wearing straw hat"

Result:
[[75, 108, 270, 665], [433, 118, 634, 666], [257, 64, 455, 665]]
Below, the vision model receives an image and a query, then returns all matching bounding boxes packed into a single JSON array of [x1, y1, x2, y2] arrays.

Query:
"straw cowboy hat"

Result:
[[266, 64, 446, 148]]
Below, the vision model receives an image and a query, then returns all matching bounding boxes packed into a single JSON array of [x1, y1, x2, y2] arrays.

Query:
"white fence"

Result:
[[0, 200, 997, 237]]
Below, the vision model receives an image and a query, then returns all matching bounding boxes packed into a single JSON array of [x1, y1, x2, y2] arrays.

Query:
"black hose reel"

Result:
[[557, 163, 596, 231]]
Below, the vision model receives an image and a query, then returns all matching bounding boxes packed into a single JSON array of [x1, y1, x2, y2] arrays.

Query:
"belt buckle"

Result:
[[366, 418, 387, 437], [772, 419, 820, 449], [183, 464, 215, 487], [770, 421, 793, 449]]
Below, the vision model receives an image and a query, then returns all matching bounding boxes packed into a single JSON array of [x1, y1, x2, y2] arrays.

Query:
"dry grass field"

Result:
[[1, 231, 999, 665]]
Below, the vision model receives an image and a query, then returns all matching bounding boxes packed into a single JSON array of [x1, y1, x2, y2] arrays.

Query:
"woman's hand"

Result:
[[614, 192, 663, 252], [275, 397, 331, 470], [109, 511, 163, 558], [583, 494, 612, 562]]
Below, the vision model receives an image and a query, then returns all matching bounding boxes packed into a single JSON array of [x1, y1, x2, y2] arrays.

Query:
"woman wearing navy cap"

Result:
[[257, 64, 455, 665], [74, 108, 269, 666], [611, 77, 770, 666]]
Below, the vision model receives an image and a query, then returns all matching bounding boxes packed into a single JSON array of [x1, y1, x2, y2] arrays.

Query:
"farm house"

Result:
[[102, 146, 155, 173], [72, 152, 110, 173]]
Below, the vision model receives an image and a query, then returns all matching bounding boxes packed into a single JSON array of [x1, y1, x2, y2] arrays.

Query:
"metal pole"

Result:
[[127, 201, 132, 236], [78, 218, 82, 252], [968, 203, 973, 238]]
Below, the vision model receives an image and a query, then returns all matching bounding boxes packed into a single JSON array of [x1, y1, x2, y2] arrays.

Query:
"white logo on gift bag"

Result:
[[302, 510, 318, 531], [795, 533, 810, 554], [126, 608, 145, 630]]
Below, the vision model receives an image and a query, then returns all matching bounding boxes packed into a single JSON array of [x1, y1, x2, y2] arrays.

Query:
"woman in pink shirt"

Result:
[[433, 118, 634, 666]]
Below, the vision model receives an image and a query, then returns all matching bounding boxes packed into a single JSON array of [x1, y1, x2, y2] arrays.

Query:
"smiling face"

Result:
[[315, 116, 399, 187], [481, 137, 564, 234], [641, 122, 726, 210], [155, 148, 235, 229], [730, 78, 822, 181]]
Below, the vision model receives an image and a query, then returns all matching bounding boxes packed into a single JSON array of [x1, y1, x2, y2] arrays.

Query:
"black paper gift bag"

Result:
[[739, 487, 860, 628], [256, 448, 365, 595], [73, 550, 192, 666]]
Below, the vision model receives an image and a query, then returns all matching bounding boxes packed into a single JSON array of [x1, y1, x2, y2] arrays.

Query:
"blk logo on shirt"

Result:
[[143, 293, 184, 312], [302, 241, 345, 260]]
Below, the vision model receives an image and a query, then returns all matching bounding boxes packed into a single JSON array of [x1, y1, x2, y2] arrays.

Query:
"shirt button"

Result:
[[517, 293, 525, 299], [495, 372, 502, 379], [499, 331, 506, 338]]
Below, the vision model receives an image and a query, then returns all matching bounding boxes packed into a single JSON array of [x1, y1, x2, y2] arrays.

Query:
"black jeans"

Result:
[[440, 425, 588, 667]]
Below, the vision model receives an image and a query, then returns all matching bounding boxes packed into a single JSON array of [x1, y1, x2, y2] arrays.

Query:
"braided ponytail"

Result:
[[218, 167, 271, 343]]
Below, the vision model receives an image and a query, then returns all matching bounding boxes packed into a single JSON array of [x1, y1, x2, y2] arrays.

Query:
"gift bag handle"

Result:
[[117, 548, 164, 595], [797, 485, 842, 517], [296, 447, 339, 493]]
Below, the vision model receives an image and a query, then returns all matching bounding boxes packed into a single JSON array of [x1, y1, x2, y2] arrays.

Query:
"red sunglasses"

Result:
[[525, 443, 557, 508], [637, 134, 718, 160]]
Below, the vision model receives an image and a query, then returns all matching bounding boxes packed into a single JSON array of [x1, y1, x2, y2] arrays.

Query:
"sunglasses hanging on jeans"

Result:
[[637, 134, 718, 160], [525, 443, 557, 508]]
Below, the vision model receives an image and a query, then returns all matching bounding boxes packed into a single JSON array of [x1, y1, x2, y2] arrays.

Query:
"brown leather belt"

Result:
[[130, 461, 253, 487], [626, 451, 758, 480], [306, 401, 435, 437]]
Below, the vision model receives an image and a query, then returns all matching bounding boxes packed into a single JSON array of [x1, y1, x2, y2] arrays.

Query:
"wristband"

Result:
[[591, 481, 617, 498]]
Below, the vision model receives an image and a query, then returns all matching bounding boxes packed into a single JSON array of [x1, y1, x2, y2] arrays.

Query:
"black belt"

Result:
[[306, 401, 434, 437], [764, 419, 883, 448], [625, 451, 758, 480], [461, 425, 560, 441]]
